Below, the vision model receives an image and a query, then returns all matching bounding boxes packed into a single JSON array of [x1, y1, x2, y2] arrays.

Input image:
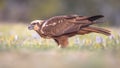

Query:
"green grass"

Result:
[[0, 23, 120, 50], [0, 23, 120, 68]]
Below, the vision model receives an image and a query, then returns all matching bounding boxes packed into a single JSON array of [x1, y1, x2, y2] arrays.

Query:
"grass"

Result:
[[0, 23, 120, 68]]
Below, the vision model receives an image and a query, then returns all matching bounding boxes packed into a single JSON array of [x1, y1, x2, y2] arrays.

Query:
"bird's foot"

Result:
[[58, 45, 61, 48]]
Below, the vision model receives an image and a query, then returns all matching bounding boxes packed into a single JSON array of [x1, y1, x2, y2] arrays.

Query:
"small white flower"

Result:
[[82, 39, 86, 44], [96, 36, 103, 43], [109, 34, 114, 40], [14, 35, 18, 41], [74, 38, 80, 45], [32, 33, 40, 39]]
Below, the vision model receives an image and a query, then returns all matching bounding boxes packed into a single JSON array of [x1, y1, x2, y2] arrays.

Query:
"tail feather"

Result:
[[87, 15, 104, 21], [81, 26, 111, 36]]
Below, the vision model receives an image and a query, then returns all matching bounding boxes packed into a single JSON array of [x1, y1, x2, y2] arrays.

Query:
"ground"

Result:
[[0, 23, 120, 68]]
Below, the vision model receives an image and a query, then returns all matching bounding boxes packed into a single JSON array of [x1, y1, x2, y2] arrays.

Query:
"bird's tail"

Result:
[[87, 15, 104, 21], [81, 26, 111, 36]]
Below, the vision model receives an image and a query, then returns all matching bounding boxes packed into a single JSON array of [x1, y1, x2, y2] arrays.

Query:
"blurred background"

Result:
[[0, 0, 120, 26], [0, 0, 120, 68]]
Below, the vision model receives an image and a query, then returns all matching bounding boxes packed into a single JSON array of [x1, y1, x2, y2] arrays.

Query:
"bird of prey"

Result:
[[28, 14, 111, 48]]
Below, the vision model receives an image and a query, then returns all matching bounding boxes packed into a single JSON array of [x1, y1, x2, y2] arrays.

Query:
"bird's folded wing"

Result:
[[41, 15, 94, 37]]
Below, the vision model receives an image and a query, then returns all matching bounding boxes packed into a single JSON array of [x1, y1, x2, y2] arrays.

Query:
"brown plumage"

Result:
[[28, 14, 111, 48]]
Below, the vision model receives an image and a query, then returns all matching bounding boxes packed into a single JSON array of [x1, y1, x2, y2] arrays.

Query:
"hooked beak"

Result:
[[28, 25, 34, 30]]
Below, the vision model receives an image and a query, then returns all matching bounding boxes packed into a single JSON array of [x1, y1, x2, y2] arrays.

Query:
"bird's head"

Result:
[[28, 20, 44, 31]]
